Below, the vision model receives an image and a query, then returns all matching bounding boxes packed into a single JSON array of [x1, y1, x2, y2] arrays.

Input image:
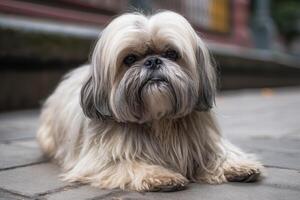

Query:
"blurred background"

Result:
[[0, 0, 299, 111]]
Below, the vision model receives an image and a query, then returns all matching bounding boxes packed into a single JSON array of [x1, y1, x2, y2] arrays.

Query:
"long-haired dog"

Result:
[[37, 11, 263, 192]]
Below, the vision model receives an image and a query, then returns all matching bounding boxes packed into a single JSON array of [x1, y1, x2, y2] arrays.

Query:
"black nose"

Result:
[[144, 57, 162, 70]]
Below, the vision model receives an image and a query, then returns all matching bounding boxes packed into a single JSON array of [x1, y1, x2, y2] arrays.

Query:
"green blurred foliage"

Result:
[[272, 0, 300, 43]]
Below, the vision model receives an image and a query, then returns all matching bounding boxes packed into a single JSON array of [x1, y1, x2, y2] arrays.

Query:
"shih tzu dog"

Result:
[[37, 11, 263, 192]]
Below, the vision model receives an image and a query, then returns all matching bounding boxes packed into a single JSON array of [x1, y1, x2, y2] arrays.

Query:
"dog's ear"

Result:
[[194, 38, 216, 111], [80, 38, 112, 120], [80, 75, 111, 120]]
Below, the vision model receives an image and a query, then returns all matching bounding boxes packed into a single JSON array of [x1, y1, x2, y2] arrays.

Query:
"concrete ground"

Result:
[[0, 87, 299, 200]]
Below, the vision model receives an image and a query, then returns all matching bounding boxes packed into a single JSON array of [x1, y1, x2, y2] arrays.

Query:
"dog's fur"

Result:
[[37, 11, 263, 191]]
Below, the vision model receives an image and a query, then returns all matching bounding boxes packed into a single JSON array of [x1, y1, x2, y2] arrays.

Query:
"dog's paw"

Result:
[[137, 173, 188, 192], [224, 164, 262, 183], [196, 172, 227, 184]]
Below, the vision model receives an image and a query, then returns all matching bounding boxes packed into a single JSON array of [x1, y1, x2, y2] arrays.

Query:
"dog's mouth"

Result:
[[141, 76, 168, 88], [138, 75, 169, 98], [148, 77, 168, 83]]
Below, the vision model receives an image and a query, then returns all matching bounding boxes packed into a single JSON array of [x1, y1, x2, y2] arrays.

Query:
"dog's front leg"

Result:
[[195, 140, 263, 184], [125, 162, 189, 192], [221, 140, 263, 182], [62, 160, 188, 192]]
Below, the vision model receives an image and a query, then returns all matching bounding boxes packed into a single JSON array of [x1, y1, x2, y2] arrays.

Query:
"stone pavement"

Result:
[[0, 87, 300, 200]]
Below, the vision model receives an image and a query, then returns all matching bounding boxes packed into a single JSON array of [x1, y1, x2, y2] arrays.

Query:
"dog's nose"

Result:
[[144, 57, 162, 70]]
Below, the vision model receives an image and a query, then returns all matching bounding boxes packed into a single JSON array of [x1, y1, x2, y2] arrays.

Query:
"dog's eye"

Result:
[[163, 50, 179, 61], [123, 54, 137, 66]]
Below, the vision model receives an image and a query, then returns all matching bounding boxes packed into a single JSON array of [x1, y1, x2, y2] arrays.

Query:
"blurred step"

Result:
[[1, 14, 300, 111]]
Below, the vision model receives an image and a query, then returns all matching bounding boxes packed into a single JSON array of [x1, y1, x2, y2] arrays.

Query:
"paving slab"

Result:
[[0, 87, 299, 200], [0, 163, 68, 197], [229, 138, 300, 170], [11, 139, 40, 149], [95, 184, 300, 200], [0, 189, 31, 200], [0, 143, 45, 170], [249, 149, 300, 170], [216, 87, 300, 139], [232, 138, 300, 154], [0, 110, 39, 142], [43, 166, 300, 200], [45, 186, 116, 200], [262, 168, 300, 191]]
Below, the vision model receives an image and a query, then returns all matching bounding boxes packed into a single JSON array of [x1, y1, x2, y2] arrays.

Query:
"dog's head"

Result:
[[81, 11, 216, 123]]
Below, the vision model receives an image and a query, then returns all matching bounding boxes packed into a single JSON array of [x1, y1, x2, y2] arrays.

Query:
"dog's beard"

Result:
[[111, 59, 198, 123]]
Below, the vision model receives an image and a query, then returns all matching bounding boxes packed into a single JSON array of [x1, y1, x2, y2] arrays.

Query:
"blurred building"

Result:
[[0, 0, 255, 46], [0, 0, 299, 111]]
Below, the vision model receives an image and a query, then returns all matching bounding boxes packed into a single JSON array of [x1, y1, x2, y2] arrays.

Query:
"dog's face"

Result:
[[81, 11, 216, 123]]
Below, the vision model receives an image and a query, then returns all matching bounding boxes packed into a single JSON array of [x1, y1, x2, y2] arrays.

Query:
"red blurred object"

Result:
[[0, 0, 253, 47]]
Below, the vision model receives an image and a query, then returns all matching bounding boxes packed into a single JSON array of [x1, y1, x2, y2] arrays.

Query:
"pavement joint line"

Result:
[[0, 187, 32, 199], [264, 165, 300, 171], [0, 160, 49, 172], [241, 144, 300, 154], [7, 143, 40, 150], [87, 190, 128, 200], [0, 137, 37, 143], [36, 182, 85, 197], [0, 136, 36, 143], [261, 182, 300, 192], [1, 140, 39, 149]]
